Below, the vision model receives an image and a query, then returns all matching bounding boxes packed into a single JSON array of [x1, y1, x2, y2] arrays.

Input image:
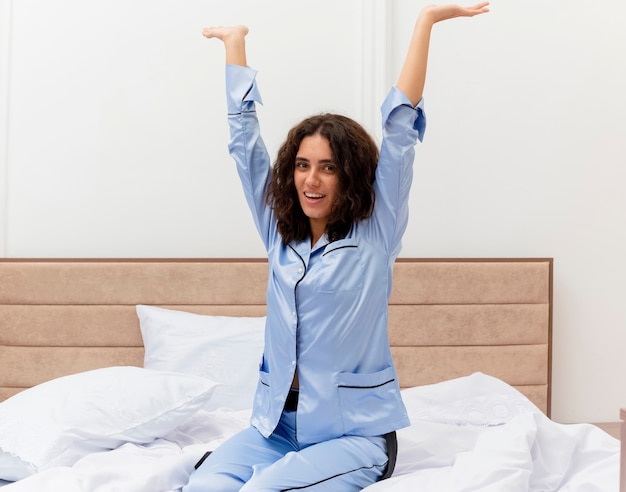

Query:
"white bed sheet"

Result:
[[1, 373, 619, 492]]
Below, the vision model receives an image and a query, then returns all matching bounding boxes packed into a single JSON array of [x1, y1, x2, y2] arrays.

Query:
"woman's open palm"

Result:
[[423, 2, 490, 24]]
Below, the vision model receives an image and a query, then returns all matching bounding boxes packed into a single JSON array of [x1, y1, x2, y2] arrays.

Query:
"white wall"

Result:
[[0, 0, 10, 254], [1, 0, 625, 424]]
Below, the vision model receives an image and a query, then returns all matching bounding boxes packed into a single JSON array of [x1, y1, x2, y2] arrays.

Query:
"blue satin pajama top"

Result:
[[225, 64, 426, 444]]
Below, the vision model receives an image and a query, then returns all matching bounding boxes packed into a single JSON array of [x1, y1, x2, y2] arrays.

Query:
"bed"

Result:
[[0, 257, 620, 491]]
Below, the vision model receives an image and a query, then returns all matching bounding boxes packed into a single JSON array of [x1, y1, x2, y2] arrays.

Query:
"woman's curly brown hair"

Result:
[[267, 113, 379, 244]]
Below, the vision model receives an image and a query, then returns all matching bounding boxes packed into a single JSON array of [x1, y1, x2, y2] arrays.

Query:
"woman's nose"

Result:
[[305, 169, 320, 186]]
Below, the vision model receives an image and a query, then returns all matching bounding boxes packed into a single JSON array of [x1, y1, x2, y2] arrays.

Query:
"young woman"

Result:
[[186, 4, 489, 491]]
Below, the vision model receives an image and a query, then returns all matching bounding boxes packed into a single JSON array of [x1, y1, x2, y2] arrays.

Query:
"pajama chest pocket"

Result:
[[316, 238, 362, 294], [336, 366, 397, 435]]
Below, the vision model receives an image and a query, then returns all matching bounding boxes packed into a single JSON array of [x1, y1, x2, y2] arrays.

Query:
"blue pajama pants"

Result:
[[183, 408, 389, 492]]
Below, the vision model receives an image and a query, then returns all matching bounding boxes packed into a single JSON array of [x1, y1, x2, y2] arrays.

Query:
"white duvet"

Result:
[[1, 373, 619, 492]]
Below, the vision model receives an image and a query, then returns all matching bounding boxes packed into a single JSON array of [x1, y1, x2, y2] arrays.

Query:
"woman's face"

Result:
[[294, 134, 339, 240]]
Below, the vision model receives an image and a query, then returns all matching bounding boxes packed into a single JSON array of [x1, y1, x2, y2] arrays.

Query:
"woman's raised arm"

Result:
[[396, 3, 489, 107]]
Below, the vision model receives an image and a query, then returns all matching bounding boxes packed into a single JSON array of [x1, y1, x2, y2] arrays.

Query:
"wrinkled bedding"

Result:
[[1, 374, 619, 492]]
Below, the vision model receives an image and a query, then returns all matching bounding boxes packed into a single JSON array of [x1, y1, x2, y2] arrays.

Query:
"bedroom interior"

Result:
[[0, 257, 622, 490], [0, 0, 624, 490], [2, 0, 624, 429]]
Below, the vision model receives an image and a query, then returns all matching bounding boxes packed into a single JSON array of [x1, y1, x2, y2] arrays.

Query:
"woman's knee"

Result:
[[183, 470, 244, 492]]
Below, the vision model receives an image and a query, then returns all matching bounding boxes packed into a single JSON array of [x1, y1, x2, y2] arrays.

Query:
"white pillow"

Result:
[[0, 366, 218, 481], [136, 305, 265, 411]]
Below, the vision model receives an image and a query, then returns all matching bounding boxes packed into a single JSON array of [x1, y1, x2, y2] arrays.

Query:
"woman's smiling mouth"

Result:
[[304, 192, 325, 201]]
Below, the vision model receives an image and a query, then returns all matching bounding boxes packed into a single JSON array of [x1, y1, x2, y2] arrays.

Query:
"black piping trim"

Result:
[[280, 461, 388, 491], [322, 245, 358, 256], [228, 109, 257, 116], [287, 244, 306, 442], [288, 245, 307, 294], [338, 378, 395, 390], [193, 451, 212, 470]]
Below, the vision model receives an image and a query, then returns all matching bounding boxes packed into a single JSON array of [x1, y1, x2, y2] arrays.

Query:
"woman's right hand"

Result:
[[420, 2, 490, 25]]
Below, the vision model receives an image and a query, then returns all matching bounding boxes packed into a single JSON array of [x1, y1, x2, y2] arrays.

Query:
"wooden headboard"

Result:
[[0, 258, 553, 415]]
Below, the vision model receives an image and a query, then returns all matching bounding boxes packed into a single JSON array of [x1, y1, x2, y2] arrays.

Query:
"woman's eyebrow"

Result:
[[295, 155, 335, 165]]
